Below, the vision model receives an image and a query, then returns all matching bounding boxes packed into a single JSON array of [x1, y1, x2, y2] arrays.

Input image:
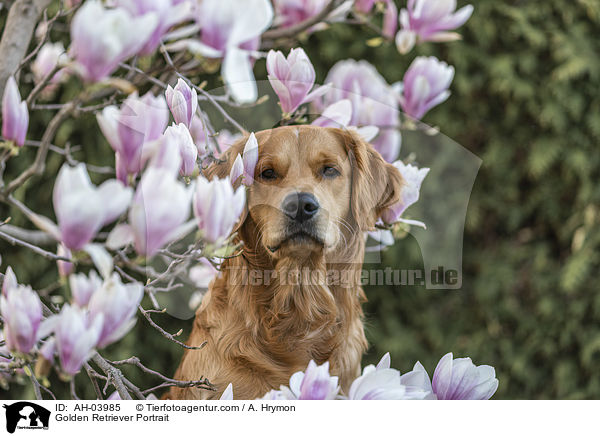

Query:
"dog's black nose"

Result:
[[282, 192, 320, 222]]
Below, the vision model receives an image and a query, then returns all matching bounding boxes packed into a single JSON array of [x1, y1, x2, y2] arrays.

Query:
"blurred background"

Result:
[[2, 0, 599, 399]]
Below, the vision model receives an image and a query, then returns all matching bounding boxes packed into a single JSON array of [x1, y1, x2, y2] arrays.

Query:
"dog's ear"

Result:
[[332, 128, 404, 231]]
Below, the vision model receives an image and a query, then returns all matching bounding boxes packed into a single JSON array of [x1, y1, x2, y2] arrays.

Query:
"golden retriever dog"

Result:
[[166, 126, 403, 400]]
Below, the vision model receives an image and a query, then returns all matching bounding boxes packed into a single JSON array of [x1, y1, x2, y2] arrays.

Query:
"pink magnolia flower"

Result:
[[280, 361, 340, 400], [165, 78, 198, 128], [267, 48, 329, 115], [53, 163, 133, 251], [129, 167, 194, 257], [193, 176, 246, 245], [320, 60, 401, 162], [2, 266, 17, 297], [114, 0, 193, 55], [70, 1, 158, 82], [0, 280, 42, 354], [399, 0, 473, 45], [97, 92, 169, 182], [69, 270, 102, 307], [31, 42, 68, 85], [346, 353, 429, 400], [51, 304, 103, 375], [399, 56, 454, 120], [230, 154, 244, 184], [167, 0, 273, 103], [400, 361, 437, 399], [189, 258, 219, 289], [88, 273, 144, 348], [163, 123, 198, 176], [432, 352, 498, 400], [242, 133, 258, 186], [381, 160, 429, 227], [272, 0, 328, 28], [1, 76, 29, 147]]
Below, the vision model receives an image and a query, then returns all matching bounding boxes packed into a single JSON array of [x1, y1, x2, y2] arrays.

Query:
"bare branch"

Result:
[[91, 353, 134, 400], [0, 223, 55, 246], [0, 229, 69, 261], [111, 357, 214, 393], [139, 305, 207, 350]]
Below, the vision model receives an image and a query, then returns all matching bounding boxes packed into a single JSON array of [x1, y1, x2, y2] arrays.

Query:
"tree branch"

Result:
[[0, 0, 53, 98]]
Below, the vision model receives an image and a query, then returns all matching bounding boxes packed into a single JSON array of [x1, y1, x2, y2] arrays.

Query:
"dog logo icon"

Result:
[[2, 402, 50, 433]]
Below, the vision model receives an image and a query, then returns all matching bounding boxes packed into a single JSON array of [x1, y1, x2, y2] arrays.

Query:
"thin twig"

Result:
[[0, 229, 69, 261], [27, 365, 43, 400], [111, 356, 214, 393], [139, 305, 206, 350], [85, 364, 104, 400]]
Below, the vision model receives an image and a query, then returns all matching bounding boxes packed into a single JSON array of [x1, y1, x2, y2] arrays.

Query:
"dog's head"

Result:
[[205, 126, 403, 261]]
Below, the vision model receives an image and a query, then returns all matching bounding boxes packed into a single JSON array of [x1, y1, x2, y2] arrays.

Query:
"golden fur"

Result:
[[166, 126, 404, 400]]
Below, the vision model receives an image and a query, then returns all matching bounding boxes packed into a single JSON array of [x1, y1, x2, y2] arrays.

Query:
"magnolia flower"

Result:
[[346, 353, 429, 400], [189, 258, 219, 289], [431, 352, 499, 400], [31, 42, 68, 85], [88, 273, 144, 348], [381, 160, 429, 227], [1, 76, 29, 147], [395, 29, 418, 55], [0, 282, 43, 354], [39, 337, 56, 362], [2, 266, 17, 297], [280, 361, 340, 400], [165, 79, 198, 128], [228, 133, 259, 185], [97, 92, 169, 182], [400, 361, 437, 399], [57, 244, 74, 278], [129, 167, 194, 257], [148, 133, 183, 175], [398, 56, 454, 120], [399, 0, 473, 46], [51, 305, 103, 375], [70, 1, 158, 82], [168, 0, 273, 103], [230, 154, 244, 184], [273, 0, 329, 29], [163, 123, 198, 176], [115, 0, 193, 55], [69, 270, 102, 307], [320, 60, 401, 162], [267, 48, 329, 115], [193, 176, 246, 245], [52, 163, 133, 251], [312, 99, 352, 128]]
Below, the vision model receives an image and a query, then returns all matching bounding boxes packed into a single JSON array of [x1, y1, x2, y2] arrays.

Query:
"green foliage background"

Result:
[[1, 0, 599, 399]]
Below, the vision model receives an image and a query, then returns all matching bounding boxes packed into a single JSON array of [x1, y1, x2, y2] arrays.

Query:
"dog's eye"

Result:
[[321, 166, 340, 178], [260, 168, 277, 180]]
